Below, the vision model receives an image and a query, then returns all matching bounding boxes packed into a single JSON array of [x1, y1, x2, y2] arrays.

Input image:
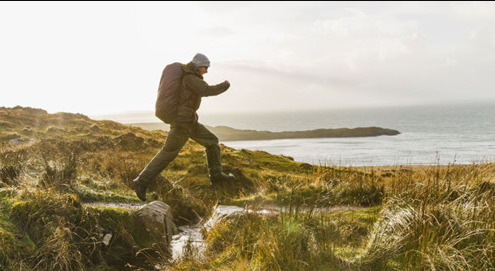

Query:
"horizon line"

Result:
[[88, 99, 495, 118]]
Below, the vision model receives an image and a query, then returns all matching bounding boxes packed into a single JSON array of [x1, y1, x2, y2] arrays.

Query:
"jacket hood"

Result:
[[183, 62, 203, 79]]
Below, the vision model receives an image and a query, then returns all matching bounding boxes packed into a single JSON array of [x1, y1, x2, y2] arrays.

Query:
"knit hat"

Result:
[[192, 53, 210, 68]]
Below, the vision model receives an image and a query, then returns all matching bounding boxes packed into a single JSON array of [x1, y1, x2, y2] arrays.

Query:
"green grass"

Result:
[[0, 204, 36, 269]]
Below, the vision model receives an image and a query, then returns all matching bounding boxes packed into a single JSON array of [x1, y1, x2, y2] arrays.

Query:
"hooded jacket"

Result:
[[175, 62, 230, 125]]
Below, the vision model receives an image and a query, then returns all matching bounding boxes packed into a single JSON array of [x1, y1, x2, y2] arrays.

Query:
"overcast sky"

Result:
[[1, 1, 495, 117]]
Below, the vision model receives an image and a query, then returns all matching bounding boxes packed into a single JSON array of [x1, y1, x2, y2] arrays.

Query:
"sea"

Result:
[[195, 102, 495, 167]]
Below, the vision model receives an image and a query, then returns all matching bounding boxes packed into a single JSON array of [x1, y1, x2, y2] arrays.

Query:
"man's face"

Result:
[[198, 66, 208, 76]]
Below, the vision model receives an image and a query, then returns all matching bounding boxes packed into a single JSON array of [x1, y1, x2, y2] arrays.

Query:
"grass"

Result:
[[1, 106, 494, 270], [166, 205, 381, 271], [363, 163, 495, 270], [165, 163, 495, 271]]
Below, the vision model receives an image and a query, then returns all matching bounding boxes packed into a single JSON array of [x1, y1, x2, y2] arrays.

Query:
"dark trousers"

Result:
[[136, 122, 222, 184]]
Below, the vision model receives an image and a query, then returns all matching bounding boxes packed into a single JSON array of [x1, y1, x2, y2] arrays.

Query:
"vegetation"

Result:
[[0, 106, 494, 270]]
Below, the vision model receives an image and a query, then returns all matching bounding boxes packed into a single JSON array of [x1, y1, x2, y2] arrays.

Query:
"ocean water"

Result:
[[198, 102, 495, 166]]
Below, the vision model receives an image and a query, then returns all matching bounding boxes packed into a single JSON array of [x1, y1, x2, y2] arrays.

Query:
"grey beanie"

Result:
[[192, 53, 210, 68]]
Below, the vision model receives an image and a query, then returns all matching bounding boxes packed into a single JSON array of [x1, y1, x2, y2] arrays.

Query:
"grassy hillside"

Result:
[[1, 106, 494, 271]]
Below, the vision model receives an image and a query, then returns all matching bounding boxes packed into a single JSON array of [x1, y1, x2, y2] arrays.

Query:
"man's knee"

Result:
[[191, 123, 220, 147], [162, 132, 188, 153], [210, 135, 219, 146], [201, 132, 219, 147], [203, 136, 220, 152]]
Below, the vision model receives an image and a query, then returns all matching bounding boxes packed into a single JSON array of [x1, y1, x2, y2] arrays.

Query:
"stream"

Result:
[[84, 202, 361, 262], [169, 204, 362, 261]]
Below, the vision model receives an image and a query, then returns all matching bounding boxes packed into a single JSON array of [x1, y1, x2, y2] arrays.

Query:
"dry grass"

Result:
[[364, 163, 495, 270]]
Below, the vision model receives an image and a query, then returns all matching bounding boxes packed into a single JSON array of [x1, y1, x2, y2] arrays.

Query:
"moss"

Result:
[[73, 182, 140, 203], [85, 204, 170, 269], [3, 190, 167, 270], [0, 200, 36, 268]]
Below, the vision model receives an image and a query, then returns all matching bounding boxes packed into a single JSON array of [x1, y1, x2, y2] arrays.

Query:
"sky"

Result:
[[1, 1, 495, 118]]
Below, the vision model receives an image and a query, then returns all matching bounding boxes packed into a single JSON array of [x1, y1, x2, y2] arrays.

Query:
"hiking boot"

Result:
[[209, 172, 235, 185], [133, 178, 147, 202]]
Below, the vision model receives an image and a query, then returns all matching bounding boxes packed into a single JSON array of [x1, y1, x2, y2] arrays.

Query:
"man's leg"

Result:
[[134, 126, 189, 201], [190, 123, 234, 183]]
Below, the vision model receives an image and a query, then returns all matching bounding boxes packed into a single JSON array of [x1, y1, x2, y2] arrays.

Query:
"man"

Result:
[[133, 53, 235, 201]]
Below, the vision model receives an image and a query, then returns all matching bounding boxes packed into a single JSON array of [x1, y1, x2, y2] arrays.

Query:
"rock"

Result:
[[102, 233, 112, 246], [8, 137, 34, 145], [134, 201, 177, 250]]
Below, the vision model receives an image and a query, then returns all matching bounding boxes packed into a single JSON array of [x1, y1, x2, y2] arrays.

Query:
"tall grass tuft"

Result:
[[364, 163, 495, 270], [0, 146, 27, 187], [33, 139, 80, 191]]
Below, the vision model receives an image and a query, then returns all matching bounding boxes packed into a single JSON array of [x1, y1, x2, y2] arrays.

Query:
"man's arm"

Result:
[[184, 75, 230, 97]]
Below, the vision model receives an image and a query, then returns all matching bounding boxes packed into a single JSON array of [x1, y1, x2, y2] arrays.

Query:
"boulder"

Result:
[[134, 201, 177, 251]]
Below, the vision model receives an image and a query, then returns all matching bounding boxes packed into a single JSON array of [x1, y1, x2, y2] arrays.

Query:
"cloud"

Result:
[[198, 26, 235, 36], [451, 2, 495, 21]]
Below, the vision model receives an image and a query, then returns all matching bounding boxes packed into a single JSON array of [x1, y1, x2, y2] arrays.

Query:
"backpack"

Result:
[[155, 62, 184, 124]]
